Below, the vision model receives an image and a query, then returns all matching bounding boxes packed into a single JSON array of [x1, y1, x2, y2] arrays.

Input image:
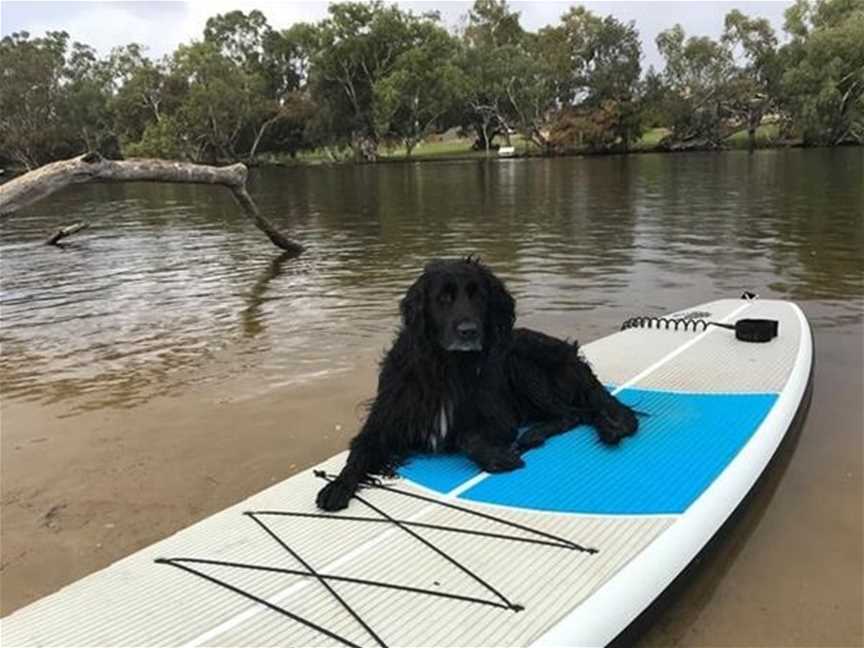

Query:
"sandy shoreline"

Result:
[[0, 354, 378, 616], [1, 326, 861, 645]]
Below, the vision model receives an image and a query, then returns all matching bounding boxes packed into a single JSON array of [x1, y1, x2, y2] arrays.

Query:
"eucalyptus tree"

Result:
[[373, 23, 466, 157], [457, 0, 524, 153], [203, 10, 311, 160], [656, 24, 734, 146], [59, 41, 119, 155], [0, 31, 70, 167], [499, 29, 568, 154], [538, 7, 642, 152], [109, 44, 181, 146], [722, 9, 781, 150], [167, 40, 265, 161], [779, 0, 864, 144], [306, 1, 434, 161]]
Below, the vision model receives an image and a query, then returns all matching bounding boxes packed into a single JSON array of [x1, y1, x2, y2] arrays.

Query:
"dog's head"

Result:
[[400, 257, 515, 353]]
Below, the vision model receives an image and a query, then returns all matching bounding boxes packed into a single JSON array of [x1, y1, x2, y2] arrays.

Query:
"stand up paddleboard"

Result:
[[1, 297, 813, 647]]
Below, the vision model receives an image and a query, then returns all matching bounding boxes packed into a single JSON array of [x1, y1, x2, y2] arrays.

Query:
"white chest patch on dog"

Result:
[[430, 402, 451, 451]]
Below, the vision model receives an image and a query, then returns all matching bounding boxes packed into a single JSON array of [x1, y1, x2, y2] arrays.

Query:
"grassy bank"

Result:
[[264, 124, 795, 167], [0, 124, 809, 176]]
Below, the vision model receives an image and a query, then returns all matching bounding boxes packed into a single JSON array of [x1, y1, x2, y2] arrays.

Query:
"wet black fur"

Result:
[[316, 258, 638, 511]]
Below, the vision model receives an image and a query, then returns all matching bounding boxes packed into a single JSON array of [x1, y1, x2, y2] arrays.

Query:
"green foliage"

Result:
[[547, 7, 644, 150], [464, 0, 524, 48], [0, 31, 72, 167], [123, 115, 185, 159], [304, 1, 439, 160], [780, 0, 864, 144], [656, 24, 735, 145], [1, 0, 861, 169], [373, 24, 465, 156]]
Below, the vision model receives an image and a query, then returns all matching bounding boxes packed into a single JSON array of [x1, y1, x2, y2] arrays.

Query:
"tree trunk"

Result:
[[0, 153, 303, 255], [248, 114, 280, 163], [482, 122, 491, 156]]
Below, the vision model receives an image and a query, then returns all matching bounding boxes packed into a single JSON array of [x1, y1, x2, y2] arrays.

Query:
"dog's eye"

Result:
[[438, 284, 456, 305]]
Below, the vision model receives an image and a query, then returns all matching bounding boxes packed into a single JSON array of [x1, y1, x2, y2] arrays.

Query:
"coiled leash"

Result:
[[621, 293, 779, 343]]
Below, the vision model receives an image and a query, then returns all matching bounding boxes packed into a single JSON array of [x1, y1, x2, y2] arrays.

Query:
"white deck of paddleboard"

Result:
[[1, 299, 811, 648]]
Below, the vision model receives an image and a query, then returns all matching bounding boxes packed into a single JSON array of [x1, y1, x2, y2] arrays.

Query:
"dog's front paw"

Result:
[[516, 426, 548, 451], [316, 478, 355, 511], [477, 446, 525, 473], [596, 402, 638, 445]]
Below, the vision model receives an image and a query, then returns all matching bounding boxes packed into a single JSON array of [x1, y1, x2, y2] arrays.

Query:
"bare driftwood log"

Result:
[[0, 153, 304, 254], [46, 221, 89, 246]]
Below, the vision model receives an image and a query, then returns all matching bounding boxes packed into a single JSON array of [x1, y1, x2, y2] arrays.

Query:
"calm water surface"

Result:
[[1, 149, 861, 412]]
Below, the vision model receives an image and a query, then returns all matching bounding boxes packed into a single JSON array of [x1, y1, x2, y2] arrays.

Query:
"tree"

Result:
[[498, 30, 568, 154], [306, 2, 432, 161], [373, 23, 465, 157], [544, 7, 643, 152], [464, 0, 524, 49], [457, 0, 525, 154], [203, 10, 313, 161], [167, 37, 276, 162], [62, 42, 119, 155], [557, 7, 642, 107], [109, 45, 182, 145], [722, 9, 781, 151], [656, 24, 734, 147], [779, 0, 864, 145], [0, 31, 70, 168], [639, 66, 671, 129]]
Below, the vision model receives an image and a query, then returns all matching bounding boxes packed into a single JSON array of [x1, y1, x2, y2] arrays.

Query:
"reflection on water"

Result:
[[1, 149, 862, 412]]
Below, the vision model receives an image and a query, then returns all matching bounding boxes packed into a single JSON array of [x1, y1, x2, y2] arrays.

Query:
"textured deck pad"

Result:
[[1, 458, 672, 647], [401, 389, 778, 514]]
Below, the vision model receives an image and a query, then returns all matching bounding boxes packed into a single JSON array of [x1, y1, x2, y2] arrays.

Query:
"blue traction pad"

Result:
[[398, 388, 778, 515]]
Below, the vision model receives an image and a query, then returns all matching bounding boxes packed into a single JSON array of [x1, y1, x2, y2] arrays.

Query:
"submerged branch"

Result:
[[0, 153, 304, 254], [45, 222, 89, 246]]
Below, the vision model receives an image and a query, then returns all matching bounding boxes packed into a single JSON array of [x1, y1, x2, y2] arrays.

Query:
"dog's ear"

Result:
[[400, 269, 429, 337], [480, 263, 515, 344]]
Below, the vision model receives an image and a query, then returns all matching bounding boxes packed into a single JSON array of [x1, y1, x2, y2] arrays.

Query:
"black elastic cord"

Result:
[[160, 556, 511, 610], [251, 510, 574, 550], [318, 472, 597, 554], [156, 470, 599, 646], [245, 512, 388, 648], [155, 558, 363, 648], [330, 476, 523, 612]]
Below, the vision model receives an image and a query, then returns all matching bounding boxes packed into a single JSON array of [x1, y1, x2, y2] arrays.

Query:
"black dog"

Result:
[[316, 258, 637, 511]]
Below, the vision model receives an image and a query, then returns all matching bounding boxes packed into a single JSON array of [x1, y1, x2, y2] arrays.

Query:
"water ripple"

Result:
[[1, 149, 861, 413]]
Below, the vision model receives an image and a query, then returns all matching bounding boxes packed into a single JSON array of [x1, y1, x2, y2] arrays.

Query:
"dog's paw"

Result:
[[316, 478, 355, 511], [516, 426, 547, 451], [596, 402, 638, 445], [478, 447, 525, 473]]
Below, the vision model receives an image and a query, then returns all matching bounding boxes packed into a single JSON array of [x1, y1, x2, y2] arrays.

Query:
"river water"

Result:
[[1, 148, 861, 643], [2, 149, 861, 412]]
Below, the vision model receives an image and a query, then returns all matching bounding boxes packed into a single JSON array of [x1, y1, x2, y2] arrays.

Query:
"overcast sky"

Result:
[[1, 1, 793, 71]]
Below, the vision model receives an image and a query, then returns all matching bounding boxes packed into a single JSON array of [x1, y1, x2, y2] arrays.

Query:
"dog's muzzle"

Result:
[[448, 320, 482, 351]]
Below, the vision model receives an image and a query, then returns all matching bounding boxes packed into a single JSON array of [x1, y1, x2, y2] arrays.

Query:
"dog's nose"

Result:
[[456, 321, 479, 340]]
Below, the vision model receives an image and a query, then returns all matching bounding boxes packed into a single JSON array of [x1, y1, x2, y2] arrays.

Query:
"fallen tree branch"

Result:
[[0, 153, 304, 254], [45, 222, 89, 246]]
